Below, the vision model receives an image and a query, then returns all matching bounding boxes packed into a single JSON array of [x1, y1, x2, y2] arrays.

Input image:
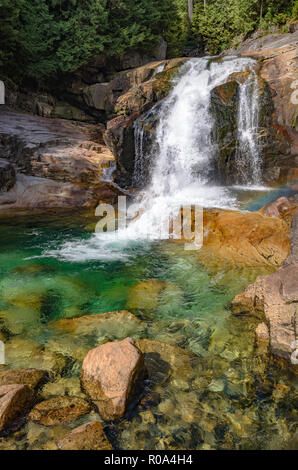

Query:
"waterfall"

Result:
[[49, 56, 265, 260], [236, 71, 262, 185], [124, 57, 262, 240]]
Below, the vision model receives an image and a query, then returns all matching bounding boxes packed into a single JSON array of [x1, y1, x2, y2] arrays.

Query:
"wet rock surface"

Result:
[[81, 337, 145, 421], [104, 59, 188, 187], [29, 396, 91, 426]]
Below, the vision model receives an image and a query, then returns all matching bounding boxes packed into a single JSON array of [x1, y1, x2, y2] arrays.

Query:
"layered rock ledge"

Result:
[[0, 108, 119, 210]]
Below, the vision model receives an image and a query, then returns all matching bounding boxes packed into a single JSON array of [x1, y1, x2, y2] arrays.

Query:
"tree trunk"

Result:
[[260, 0, 263, 20], [188, 0, 194, 21]]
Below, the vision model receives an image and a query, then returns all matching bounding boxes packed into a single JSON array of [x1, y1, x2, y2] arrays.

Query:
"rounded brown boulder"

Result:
[[29, 396, 91, 426], [81, 337, 145, 421]]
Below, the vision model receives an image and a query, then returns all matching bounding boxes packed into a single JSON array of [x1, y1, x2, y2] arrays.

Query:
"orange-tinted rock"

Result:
[[81, 338, 145, 421], [58, 421, 113, 450], [0, 384, 34, 432], [29, 396, 91, 426], [199, 209, 291, 267]]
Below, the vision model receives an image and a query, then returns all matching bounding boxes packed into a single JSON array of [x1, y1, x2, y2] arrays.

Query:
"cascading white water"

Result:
[[125, 56, 262, 241], [45, 56, 265, 261], [235, 71, 262, 185]]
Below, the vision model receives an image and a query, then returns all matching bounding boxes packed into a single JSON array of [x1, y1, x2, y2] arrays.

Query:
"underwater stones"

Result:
[[57, 421, 113, 450], [5, 338, 43, 369], [51, 310, 145, 341], [40, 377, 85, 400], [45, 337, 90, 363], [135, 339, 196, 384], [0, 384, 34, 433], [0, 369, 47, 391], [208, 378, 225, 393], [81, 337, 145, 421], [26, 421, 69, 450], [4, 338, 67, 377], [126, 279, 166, 312], [0, 306, 41, 335], [29, 396, 91, 426]]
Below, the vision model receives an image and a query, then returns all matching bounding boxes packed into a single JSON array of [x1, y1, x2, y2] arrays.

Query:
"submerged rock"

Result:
[[81, 337, 145, 421], [135, 339, 197, 384], [126, 279, 166, 312], [57, 421, 113, 450], [51, 310, 145, 340], [29, 396, 91, 426], [39, 377, 85, 400], [0, 369, 47, 391], [0, 384, 34, 433]]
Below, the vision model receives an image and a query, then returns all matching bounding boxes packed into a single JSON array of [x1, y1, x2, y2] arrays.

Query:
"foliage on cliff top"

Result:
[[191, 0, 298, 55], [0, 0, 181, 80]]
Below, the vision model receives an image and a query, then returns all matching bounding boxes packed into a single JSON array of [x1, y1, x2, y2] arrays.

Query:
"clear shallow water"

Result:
[[0, 210, 297, 450]]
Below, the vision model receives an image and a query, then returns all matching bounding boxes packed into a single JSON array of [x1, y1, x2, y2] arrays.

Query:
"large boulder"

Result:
[[29, 396, 91, 426], [58, 421, 113, 450], [0, 384, 34, 433], [81, 337, 145, 421], [195, 208, 291, 268]]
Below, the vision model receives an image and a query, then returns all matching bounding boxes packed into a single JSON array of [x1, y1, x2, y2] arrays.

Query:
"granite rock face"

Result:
[[0, 108, 117, 210]]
